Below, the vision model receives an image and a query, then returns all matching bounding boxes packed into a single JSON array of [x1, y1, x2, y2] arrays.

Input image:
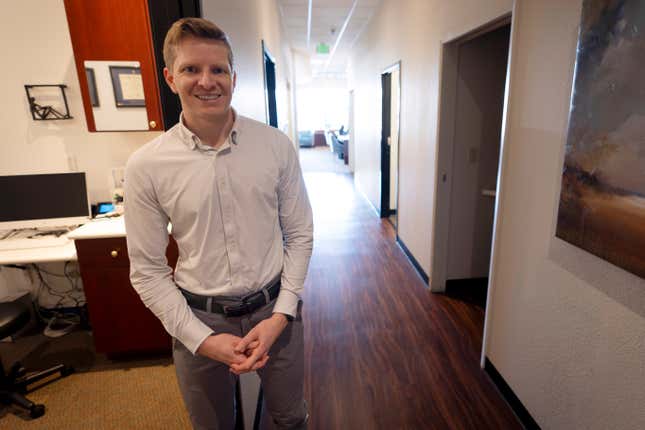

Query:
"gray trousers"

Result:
[[173, 299, 307, 430]]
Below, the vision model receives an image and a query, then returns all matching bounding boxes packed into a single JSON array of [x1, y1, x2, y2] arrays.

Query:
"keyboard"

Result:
[[0, 236, 71, 251]]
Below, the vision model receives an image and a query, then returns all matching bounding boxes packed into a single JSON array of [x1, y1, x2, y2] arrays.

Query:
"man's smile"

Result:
[[195, 94, 221, 101]]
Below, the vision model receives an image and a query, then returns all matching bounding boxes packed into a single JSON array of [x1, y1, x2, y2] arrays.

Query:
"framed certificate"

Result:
[[109, 66, 145, 107]]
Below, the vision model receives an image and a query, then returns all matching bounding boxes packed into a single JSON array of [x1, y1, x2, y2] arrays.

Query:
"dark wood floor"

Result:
[[301, 170, 520, 430]]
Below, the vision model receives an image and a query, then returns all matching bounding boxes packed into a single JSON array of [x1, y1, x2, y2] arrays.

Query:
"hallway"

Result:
[[300, 151, 521, 429], [299, 146, 350, 174]]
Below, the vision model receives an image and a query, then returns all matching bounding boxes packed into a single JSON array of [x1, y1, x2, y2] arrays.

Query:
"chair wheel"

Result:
[[9, 363, 26, 379], [30, 403, 45, 418], [61, 366, 74, 377]]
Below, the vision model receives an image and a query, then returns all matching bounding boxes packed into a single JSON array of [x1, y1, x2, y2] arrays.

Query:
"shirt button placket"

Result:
[[218, 168, 239, 289]]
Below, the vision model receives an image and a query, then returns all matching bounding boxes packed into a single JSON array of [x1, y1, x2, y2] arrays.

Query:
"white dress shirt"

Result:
[[124, 113, 313, 354]]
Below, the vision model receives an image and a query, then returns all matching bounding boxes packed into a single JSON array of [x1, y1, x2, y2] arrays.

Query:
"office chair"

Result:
[[0, 300, 73, 418]]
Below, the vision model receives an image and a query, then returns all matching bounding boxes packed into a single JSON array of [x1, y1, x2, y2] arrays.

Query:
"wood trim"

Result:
[[63, 0, 163, 132], [141, 0, 164, 131], [64, 0, 95, 131]]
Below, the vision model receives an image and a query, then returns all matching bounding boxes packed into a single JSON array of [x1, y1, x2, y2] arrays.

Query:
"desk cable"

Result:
[[31, 262, 86, 338], [0, 262, 85, 338]]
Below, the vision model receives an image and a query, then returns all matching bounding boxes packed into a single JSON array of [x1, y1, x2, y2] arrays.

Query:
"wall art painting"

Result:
[[556, 0, 645, 278]]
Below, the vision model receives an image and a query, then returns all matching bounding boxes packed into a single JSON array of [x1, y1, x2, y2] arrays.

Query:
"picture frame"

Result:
[[24, 84, 73, 121], [555, 0, 645, 279], [109, 65, 145, 107], [85, 67, 99, 107]]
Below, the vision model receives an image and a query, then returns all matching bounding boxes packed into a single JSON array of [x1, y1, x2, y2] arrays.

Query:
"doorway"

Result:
[[431, 18, 511, 307], [262, 40, 278, 128], [380, 62, 401, 228]]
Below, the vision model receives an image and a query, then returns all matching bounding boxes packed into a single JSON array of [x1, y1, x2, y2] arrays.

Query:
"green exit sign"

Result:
[[316, 43, 330, 54]]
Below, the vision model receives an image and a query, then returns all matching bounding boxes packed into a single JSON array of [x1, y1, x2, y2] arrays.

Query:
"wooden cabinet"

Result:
[[75, 237, 178, 356], [63, 0, 200, 132], [64, 0, 163, 132], [147, 0, 201, 129]]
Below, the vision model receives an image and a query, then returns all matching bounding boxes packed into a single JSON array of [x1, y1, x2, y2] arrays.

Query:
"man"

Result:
[[124, 17, 313, 430]]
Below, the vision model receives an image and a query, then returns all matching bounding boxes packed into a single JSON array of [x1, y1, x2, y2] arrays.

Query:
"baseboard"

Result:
[[484, 357, 541, 430], [395, 236, 429, 283]]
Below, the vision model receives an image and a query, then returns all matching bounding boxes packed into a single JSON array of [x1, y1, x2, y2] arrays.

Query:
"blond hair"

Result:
[[163, 18, 233, 71]]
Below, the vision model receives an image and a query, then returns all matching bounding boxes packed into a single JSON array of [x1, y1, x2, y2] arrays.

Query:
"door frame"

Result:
[[348, 89, 355, 172], [380, 61, 402, 227], [261, 40, 278, 128], [430, 14, 512, 294], [430, 10, 518, 369]]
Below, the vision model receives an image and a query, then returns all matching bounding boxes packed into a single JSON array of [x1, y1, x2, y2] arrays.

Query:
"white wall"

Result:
[[202, 0, 296, 142], [350, 0, 645, 428], [484, 1, 645, 428], [0, 0, 159, 203], [348, 0, 511, 273]]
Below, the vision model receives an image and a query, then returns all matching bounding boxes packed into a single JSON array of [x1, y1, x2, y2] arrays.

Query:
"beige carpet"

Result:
[[0, 330, 191, 429]]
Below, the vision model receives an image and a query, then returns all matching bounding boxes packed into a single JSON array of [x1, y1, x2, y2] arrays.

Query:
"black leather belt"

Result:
[[180, 280, 280, 317]]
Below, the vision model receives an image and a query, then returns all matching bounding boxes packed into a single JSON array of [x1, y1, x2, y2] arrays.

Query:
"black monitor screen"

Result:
[[0, 173, 89, 222]]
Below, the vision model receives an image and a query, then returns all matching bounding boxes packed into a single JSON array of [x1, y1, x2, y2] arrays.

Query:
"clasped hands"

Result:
[[196, 313, 288, 375]]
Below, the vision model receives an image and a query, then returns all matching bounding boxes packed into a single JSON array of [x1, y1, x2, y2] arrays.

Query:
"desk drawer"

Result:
[[75, 237, 130, 267], [75, 237, 179, 268], [74, 236, 178, 356]]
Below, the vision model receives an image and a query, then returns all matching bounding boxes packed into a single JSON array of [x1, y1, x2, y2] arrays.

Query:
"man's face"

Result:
[[164, 37, 236, 122]]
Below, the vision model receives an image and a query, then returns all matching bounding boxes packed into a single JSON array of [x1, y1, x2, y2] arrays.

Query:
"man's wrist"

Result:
[[272, 312, 290, 326], [196, 331, 216, 355]]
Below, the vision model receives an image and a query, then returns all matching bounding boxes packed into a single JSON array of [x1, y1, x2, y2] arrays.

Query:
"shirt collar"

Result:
[[176, 109, 240, 152]]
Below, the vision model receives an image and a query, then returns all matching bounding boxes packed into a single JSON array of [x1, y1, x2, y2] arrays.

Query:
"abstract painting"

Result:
[[556, 0, 645, 278]]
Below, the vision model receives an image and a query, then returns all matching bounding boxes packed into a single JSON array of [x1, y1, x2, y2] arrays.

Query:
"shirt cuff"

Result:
[[272, 288, 299, 319], [178, 317, 214, 355]]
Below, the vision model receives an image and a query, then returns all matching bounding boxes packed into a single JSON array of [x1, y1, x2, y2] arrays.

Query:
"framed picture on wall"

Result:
[[555, 0, 645, 279], [109, 66, 145, 107], [85, 67, 99, 107]]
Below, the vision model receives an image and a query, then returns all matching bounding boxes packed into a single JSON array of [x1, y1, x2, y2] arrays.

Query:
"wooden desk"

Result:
[[69, 218, 173, 356]]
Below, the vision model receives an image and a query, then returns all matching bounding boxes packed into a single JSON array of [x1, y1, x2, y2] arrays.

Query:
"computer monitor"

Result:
[[0, 172, 91, 230]]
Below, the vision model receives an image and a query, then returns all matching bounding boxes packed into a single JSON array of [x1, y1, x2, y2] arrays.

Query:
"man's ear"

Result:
[[163, 67, 178, 94], [232, 71, 237, 91]]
